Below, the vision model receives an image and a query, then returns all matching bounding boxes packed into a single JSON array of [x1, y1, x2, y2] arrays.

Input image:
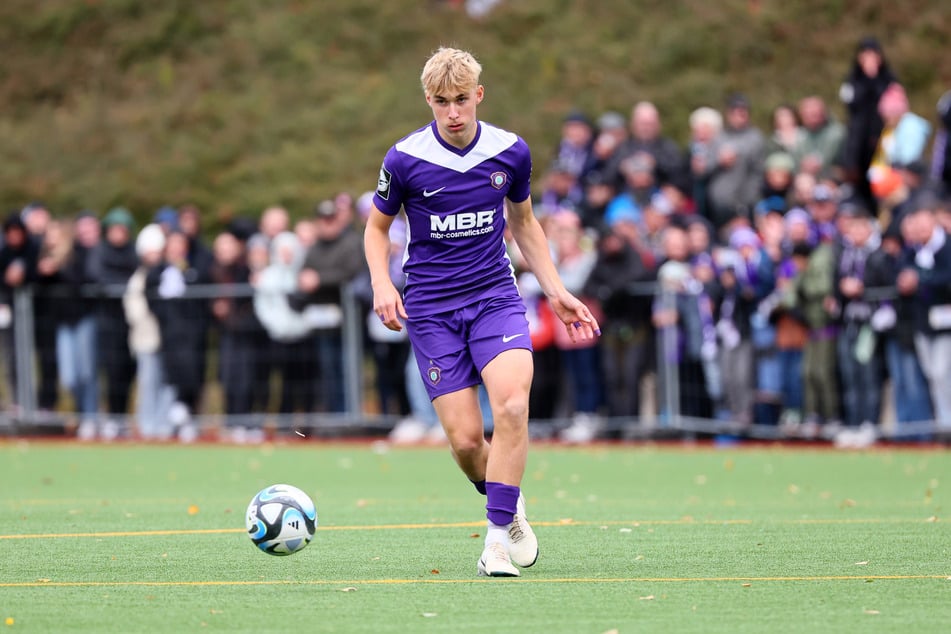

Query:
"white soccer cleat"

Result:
[[509, 492, 539, 567], [477, 542, 520, 578]]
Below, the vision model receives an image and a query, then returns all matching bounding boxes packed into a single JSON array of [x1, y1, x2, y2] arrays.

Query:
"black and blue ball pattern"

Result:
[[246, 484, 318, 556]]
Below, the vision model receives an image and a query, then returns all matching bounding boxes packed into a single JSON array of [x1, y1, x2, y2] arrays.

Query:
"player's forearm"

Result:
[[509, 219, 565, 300], [363, 224, 394, 289]]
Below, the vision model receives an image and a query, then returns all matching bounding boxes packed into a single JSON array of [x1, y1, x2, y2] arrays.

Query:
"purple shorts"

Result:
[[407, 295, 532, 400]]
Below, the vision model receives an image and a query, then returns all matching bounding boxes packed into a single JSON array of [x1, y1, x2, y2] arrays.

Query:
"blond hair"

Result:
[[420, 47, 482, 97]]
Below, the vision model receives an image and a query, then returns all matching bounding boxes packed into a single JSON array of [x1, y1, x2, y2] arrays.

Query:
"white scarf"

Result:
[[915, 226, 946, 270]]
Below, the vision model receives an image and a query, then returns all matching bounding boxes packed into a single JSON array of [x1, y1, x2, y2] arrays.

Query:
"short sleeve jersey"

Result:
[[373, 120, 533, 314]]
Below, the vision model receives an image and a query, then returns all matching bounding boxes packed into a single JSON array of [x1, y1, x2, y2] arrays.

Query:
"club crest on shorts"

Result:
[[427, 364, 441, 385], [489, 171, 507, 190]]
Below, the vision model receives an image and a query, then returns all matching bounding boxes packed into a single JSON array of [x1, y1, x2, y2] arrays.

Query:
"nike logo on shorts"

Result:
[[502, 333, 525, 343], [422, 187, 446, 197]]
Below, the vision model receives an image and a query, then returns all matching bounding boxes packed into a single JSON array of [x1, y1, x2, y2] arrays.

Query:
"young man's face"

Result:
[[427, 84, 484, 149]]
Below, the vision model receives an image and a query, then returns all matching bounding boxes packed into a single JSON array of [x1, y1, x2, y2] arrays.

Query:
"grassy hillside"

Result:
[[0, 0, 949, 229]]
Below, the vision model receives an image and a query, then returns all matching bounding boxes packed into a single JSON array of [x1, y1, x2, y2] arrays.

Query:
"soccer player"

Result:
[[364, 47, 601, 577]]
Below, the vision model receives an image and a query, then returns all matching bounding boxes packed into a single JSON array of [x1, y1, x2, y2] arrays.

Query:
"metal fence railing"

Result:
[[0, 281, 945, 442]]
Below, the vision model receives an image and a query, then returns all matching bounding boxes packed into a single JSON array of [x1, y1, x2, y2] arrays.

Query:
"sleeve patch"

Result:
[[377, 165, 392, 201]]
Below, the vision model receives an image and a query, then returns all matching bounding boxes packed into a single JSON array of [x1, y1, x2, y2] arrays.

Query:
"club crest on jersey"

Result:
[[377, 165, 392, 200], [427, 364, 441, 385], [489, 171, 507, 190]]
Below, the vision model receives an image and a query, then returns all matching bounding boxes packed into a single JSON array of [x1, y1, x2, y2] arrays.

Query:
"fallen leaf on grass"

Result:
[[639, 595, 654, 601], [840, 499, 857, 508], [469, 533, 480, 539], [430, 569, 440, 575], [855, 561, 869, 566], [340, 587, 357, 592], [187, 505, 200, 515], [742, 583, 752, 588]]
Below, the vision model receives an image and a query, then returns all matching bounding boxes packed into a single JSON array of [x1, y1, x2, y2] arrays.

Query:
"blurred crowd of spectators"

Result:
[[524, 37, 951, 445], [2, 37, 951, 446]]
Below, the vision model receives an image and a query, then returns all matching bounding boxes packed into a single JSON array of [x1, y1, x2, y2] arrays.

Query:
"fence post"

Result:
[[341, 283, 364, 419], [13, 287, 37, 424], [657, 288, 680, 429]]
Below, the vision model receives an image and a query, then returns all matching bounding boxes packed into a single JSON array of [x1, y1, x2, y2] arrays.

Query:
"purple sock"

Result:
[[485, 481, 520, 526], [471, 479, 487, 496]]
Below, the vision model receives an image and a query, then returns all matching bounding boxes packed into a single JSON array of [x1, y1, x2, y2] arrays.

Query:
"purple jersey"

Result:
[[373, 120, 533, 314]]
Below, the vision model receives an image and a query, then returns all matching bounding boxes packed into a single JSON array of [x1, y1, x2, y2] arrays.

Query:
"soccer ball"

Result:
[[246, 484, 318, 556]]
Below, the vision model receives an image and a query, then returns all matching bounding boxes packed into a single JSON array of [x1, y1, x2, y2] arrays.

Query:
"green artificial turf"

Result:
[[1, 441, 949, 633]]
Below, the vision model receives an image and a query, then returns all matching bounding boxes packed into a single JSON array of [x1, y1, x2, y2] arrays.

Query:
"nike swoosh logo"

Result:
[[422, 187, 446, 197], [502, 333, 525, 343]]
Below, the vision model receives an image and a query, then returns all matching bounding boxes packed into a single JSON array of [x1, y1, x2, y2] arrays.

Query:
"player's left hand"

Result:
[[549, 292, 601, 343]]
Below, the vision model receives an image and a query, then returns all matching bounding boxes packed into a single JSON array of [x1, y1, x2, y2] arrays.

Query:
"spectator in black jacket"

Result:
[[606, 101, 686, 194], [297, 196, 366, 413], [897, 192, 951, 431], [839, 36, 898, 211], [831, 204, 883, 434], [88, 207, 139, 438], [865, 217, 933, 431], [932, 90, 951, 195], [147, 229, 211, 442], [209, 230, 262, 442], [583, 221, 654, 422], [33, 217, 66, 413], [0, 212, 39, 410]]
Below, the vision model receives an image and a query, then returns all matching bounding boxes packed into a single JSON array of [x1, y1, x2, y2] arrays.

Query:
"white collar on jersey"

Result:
[[395, 121, 518, 173]]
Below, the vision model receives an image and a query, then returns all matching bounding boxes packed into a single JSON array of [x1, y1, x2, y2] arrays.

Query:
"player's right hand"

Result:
[[372, 282, 408, 332]]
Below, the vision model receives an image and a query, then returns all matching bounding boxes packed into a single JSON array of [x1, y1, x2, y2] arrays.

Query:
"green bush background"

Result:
[[1, 0, 948, 230]]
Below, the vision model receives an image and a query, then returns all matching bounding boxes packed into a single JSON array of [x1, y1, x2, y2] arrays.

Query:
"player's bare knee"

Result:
[[492, 395, 529, 427], [450, 434, 485, 458]]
